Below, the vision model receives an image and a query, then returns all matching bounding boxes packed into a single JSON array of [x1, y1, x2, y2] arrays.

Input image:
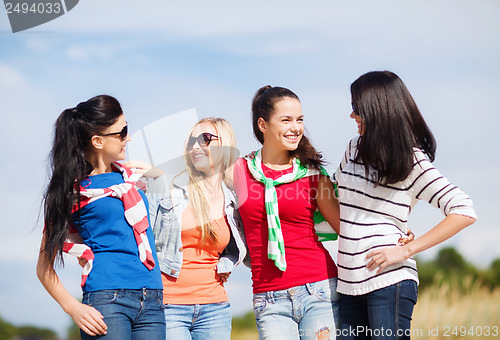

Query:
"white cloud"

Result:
[[24, 36, 60, 52], [0, 62, 25, 87]]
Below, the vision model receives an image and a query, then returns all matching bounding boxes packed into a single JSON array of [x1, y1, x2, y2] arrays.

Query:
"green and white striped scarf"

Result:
[[245, 149, 337, 271]]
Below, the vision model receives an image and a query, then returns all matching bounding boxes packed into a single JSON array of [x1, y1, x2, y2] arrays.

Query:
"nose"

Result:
[[290, 120, 301, 132], [350, 111, 356, 119], [192, 140, 203, 150]]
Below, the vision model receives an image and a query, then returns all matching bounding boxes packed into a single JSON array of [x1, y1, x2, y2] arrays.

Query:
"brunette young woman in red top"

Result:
[[233, 86, 341, 340]]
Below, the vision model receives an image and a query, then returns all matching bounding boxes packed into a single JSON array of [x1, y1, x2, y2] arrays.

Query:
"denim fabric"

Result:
[[81, 288, 165, 340], [164, 301, 232, 340], [146, 172, 248, 279], [252, 278, 339, 340], [339, 280, 418, 340]]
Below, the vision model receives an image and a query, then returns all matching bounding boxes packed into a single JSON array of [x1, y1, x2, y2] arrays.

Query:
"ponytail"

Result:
[[251, 86, 324, 170], [42, 95, 123, 265]]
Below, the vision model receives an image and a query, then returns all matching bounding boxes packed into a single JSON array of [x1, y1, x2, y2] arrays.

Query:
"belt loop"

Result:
[[266, 291, 275, 303], [305, 282, 314, 295]]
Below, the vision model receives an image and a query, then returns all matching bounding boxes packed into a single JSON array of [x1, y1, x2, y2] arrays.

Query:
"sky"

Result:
[[1, 0, 499, 337]]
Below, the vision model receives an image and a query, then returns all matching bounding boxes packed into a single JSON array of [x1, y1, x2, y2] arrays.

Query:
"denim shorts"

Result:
[[253, 277, 339, 340], [163, 301, 232, 340], [81, 288, 165, 340]]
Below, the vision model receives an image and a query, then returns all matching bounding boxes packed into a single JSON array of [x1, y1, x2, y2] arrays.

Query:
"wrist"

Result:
[[62, 297, 79, 315], [403, 244, 414, 259]]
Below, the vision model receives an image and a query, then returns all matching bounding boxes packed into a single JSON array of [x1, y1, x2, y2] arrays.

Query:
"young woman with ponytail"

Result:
[[232, 86, 341, 339], [36, 95, 165, 339]]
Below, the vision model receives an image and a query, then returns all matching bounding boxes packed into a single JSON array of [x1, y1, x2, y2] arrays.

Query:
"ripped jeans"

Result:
[[253, 278, 339, 340]]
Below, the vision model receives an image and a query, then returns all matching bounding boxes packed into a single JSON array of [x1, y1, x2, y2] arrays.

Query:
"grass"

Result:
[[412, 276, 500, 339]]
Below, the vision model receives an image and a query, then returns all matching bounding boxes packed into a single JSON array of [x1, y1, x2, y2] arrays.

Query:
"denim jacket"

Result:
[[146, 172, 248, 279]]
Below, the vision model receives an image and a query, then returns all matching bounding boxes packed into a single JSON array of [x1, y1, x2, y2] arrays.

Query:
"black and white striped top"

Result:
[[333, 137, 477, 295]]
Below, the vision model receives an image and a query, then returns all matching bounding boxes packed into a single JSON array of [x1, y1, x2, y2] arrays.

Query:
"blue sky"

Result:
[[1, 0, 499, 336]]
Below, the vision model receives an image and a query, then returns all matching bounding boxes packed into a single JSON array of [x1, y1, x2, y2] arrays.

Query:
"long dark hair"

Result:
[[351, 71, 436, 185], [42, 95, 123, 265], [251, 85, 324, 170]]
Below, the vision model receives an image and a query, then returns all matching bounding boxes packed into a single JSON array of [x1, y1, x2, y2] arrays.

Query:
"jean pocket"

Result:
[[84, 290, 118, 306], [252, 294, 268, 315], [401, 280, 418, 304]]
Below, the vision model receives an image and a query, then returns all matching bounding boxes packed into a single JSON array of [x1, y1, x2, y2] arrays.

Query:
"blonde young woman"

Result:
[[133, 118, 247, 340]]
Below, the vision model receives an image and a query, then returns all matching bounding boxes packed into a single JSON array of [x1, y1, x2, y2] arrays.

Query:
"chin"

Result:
[[192, 161, 211, 173], [284, 141, 301, 151]]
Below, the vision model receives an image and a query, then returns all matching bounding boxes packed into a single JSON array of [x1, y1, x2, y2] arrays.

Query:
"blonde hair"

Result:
[[183, 117, 238, 248]]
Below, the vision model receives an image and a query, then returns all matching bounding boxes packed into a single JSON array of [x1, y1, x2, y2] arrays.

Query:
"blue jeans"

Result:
[[81, 288, 165, 340], [339, 280, 418, 340], [164, 301, 232, 340], [253, 278, 339, 340]]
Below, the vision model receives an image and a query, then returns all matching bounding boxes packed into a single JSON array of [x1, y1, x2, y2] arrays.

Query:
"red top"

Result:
[[234, 158, 337, 294]]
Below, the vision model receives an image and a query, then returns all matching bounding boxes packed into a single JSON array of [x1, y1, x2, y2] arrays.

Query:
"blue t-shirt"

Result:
[[72, 171, 162, 292]]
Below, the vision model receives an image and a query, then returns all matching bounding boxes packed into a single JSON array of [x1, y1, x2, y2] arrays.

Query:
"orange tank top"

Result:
[[162, 205, 231, 304]]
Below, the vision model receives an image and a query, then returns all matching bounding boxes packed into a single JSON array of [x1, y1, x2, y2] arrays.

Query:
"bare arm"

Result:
[[315, 175, 340, 234], [366, 214, 475, 273], [36, 234, 108, 336], [123, 161, 165, 178]]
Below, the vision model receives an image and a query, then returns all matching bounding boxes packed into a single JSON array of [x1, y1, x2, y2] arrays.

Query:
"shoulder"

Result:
[[349, 136, 359, 151], [235, 157, 247, 169], [234, 157, 250, 178], [411, 148, 434, 170], [343, 136, 359, 159]]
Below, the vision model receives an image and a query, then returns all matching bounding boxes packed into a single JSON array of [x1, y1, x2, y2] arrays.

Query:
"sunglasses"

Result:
[[187, 132, 219, 150], [101, 125, 128, 140]]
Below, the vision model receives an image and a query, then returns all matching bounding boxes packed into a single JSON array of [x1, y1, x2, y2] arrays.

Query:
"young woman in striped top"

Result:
[[334, 71, 476, 339]]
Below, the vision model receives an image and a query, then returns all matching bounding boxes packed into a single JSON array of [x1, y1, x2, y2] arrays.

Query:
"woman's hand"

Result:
[[67, 301, 108, 336], [123, 161, 152, 175], [365, 246, 411, 274], [398, 228, 415, 246], [245, 151, 256, 159], [366, 229, 414, 273], [77, 257, 88, 268], [123, 161, 164, 178], [218, 272, 231, 283], [36, 236, 107, 337]]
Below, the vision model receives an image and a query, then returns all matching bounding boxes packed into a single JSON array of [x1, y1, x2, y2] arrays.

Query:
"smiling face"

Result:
[[258, 97, 304, 152], [188, 122, 222, 176]]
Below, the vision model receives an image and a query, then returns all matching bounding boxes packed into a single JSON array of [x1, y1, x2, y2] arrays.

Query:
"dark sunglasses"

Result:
[[101, 125, 128, 140], [187, 132, 219, 150]]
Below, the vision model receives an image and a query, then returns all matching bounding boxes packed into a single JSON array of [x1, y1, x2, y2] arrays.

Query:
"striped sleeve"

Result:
[[408, 149, 477, 219]]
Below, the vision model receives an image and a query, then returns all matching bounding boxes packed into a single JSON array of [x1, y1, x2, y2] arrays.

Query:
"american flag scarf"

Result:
[[63, 162, 155, 287]]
